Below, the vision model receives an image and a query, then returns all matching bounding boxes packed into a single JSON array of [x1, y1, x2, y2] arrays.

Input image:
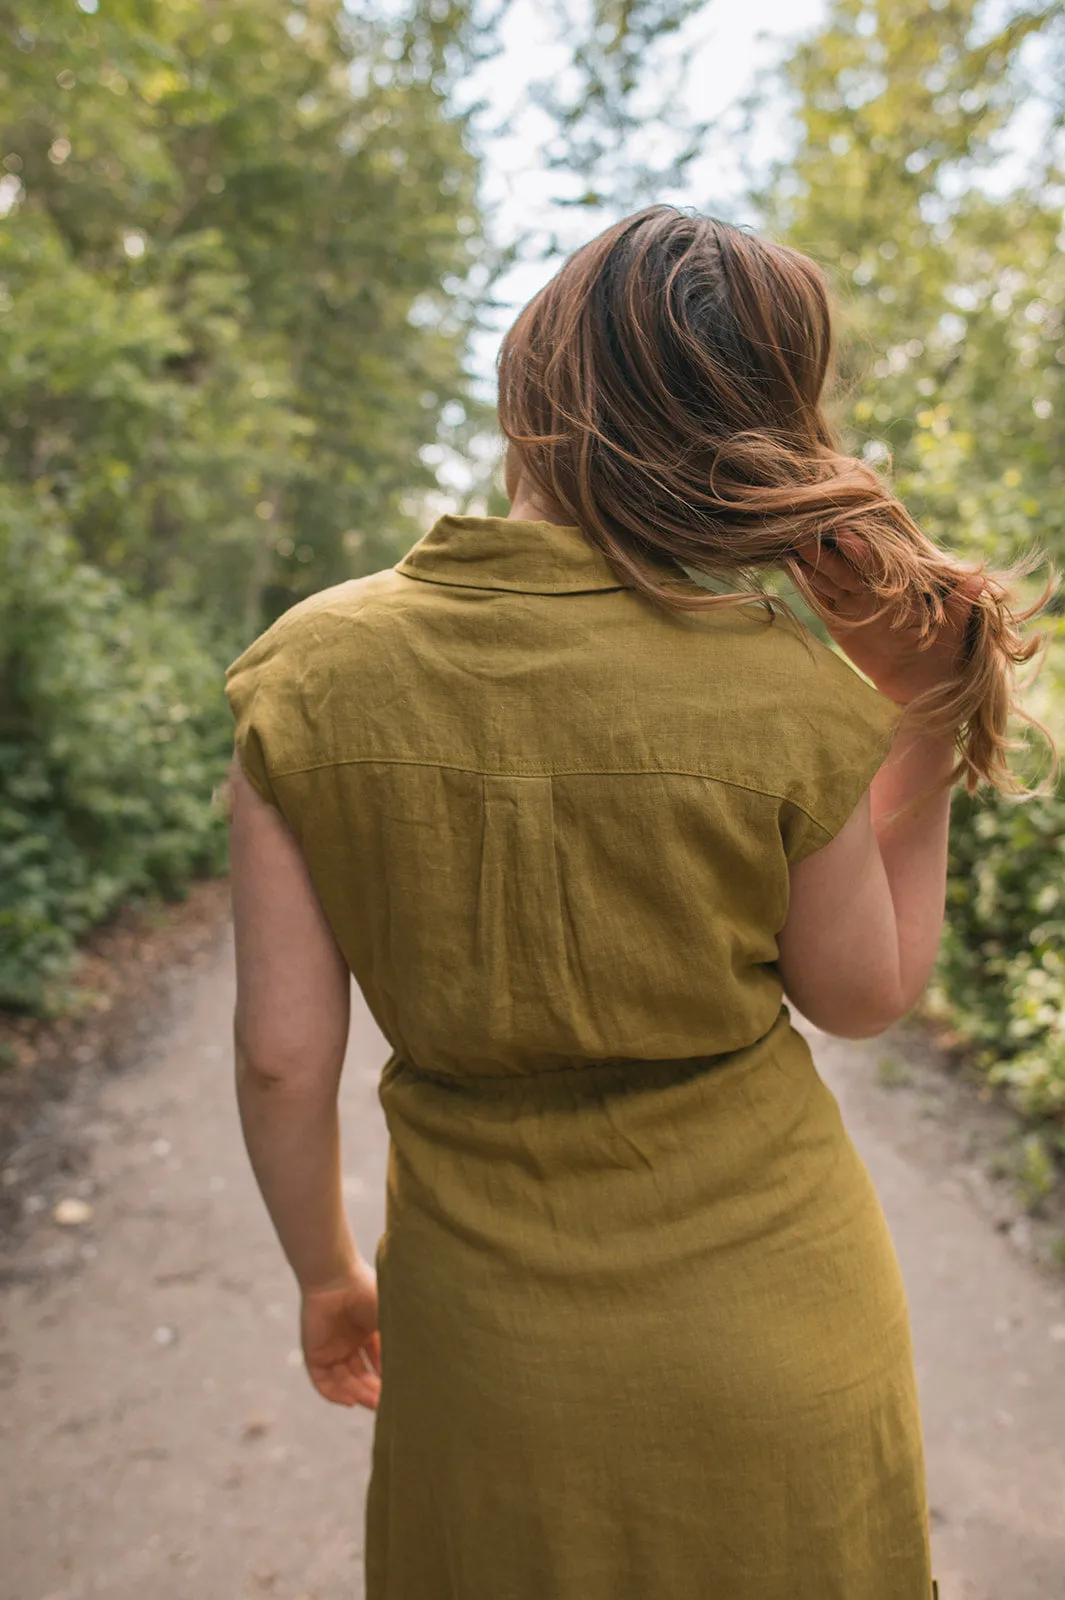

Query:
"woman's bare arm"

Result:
[[228, 756, 381, 1409], [228, 755, 363, 1292], [775, 527, 981, 1040], [776, 726, 956, 1039]]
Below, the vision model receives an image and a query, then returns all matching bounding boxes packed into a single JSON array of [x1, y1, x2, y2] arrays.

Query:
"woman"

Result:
[[225, 206, 1056, 1599]]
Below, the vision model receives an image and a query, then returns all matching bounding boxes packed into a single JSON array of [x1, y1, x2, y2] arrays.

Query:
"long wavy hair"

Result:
[[497, 204, 1059, 800]]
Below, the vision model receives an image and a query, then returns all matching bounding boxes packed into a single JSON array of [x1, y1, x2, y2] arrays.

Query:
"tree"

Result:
[[0, 0, 494, 1008], [756, 0, 1065, 611], [0, 0, 488, 621], [756, 0, 1065, 1132], [0, 0, 707, 1011]]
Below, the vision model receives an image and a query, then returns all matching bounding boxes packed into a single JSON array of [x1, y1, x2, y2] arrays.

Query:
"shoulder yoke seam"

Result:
[[265, 754, 833, 837]]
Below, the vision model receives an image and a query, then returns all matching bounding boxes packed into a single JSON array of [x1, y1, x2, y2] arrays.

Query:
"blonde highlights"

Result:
[[497, 205, 1059, 799]]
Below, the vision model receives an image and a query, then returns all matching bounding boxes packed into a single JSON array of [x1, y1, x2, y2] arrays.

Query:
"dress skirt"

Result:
[[364, 1006, 935, 1599]]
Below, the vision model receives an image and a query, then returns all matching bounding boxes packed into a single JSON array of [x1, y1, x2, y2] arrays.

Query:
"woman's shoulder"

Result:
[[717, 599, 897, 717], [225, 568, 424, 707], [676, 595, 896, 723], [224, 567, 413, 801], [672, 597, 904, 839], [229, 567, 406, 671], [777, 608, 901, 733], [742, 604, 905, 851]]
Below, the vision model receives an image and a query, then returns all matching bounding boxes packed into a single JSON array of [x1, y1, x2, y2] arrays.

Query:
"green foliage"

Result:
[[762, 0, 1065, 575], [0, 0, 704, 1015], [763, 0, 1065, 1134], [530, 0, 711, 218], [1014, 1131, 1058, 1213], [929, 780, 1065, 1126], [0, 490, 232, 1011], [0, 0, 489, 619], [875, 1055, 914, 1088], [0, 0, 499, 1012]]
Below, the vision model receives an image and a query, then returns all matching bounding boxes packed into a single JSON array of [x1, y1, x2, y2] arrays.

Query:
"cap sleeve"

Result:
[[224, 616, 294, 812], [779, 640, 906, 866], [224, 577, 371, 814]]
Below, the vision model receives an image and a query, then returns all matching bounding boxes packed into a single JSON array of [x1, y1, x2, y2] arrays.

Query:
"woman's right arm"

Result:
[[776, 725, 957, 1039]]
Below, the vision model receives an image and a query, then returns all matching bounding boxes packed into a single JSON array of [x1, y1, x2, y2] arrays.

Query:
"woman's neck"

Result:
[[505, 489, 572, 528], [506, 476, 573, 528]]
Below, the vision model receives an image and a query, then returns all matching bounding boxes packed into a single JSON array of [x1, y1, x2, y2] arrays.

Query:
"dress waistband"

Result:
[[380, 1006, 795, 1098]]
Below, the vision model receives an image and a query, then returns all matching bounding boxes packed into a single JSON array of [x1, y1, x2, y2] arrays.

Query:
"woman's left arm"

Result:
[[229, 754, 381, 1408]]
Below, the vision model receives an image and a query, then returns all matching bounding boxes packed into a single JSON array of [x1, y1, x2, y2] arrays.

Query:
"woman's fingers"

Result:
[[826, 527, 879, 581], [793, 536, 865, 592], [797, 533, 985, 621], [344, 1368, 380, 1408], [364, 1331, 383, 1376], [309, 1354, 382, 1409], [792, 554, 862, 618]]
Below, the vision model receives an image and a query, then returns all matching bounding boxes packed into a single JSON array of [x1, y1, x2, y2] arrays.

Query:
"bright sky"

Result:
[[462, 0, 829, 391]]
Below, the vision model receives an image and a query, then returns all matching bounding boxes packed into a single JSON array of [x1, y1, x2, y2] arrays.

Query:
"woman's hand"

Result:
[[786, 530, 984, 708], [300, 1257, 383, 1410]]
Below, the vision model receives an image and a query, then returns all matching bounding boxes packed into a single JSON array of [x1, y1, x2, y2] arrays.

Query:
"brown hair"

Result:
[[497, 204, 1059, 802]]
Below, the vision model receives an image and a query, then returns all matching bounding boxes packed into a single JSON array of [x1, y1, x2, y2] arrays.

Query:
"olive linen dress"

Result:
[[225, 514, 940, 1600]]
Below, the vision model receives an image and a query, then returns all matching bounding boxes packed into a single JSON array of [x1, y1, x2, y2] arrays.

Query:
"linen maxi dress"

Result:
[[225, 513, 940, 1600]]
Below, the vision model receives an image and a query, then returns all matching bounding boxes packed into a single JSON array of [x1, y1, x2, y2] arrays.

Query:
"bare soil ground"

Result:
[[1, 901, 1064, 1599], [0, 881, 232, 1243]]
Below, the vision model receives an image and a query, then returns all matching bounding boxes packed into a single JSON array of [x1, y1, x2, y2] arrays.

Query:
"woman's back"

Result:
[[226, 511, 901, 1080], [227, 508, 935, 1599]]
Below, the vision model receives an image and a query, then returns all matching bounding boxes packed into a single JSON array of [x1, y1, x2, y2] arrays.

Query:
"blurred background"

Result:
[[1, 0, 1065, 1225], [3, 8, 1065, 1597]]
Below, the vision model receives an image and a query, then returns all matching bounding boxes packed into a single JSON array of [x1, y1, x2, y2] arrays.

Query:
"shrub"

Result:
[[928, 780, 1065, 1127], [0, 490, 232, 1012]]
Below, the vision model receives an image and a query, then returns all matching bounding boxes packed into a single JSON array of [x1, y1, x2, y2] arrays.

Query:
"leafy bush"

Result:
[[0, 491, 232, 1012], [927, 780, 1065, 1128]]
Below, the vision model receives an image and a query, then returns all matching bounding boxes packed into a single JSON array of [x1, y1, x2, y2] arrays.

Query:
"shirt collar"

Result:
[[394, 514, 688, 596]]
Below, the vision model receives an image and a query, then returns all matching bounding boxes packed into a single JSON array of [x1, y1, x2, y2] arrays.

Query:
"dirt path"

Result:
[[2, 926, 1065, 1600]]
